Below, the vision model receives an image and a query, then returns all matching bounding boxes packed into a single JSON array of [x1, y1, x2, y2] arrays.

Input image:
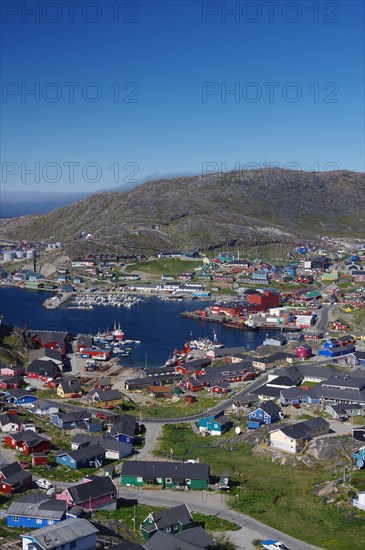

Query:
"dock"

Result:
[[180, 311, 301, 332]]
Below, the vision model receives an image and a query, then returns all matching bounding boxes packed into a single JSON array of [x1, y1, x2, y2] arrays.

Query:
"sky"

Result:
[[1, 0, 364, 196]]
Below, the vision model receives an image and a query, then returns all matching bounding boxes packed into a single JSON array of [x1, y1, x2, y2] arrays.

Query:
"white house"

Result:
[[352, 491, 365, 511]]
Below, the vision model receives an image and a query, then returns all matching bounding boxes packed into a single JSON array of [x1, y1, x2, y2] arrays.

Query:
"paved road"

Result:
[[118, 485, 323, 550]]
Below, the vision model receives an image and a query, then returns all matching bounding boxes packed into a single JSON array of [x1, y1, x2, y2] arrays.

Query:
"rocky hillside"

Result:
[[1, 169, 364, 254]]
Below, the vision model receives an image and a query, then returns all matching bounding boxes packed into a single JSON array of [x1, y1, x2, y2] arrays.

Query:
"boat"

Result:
[[261, 541, 291, 550], [113, 322, 125, 340]]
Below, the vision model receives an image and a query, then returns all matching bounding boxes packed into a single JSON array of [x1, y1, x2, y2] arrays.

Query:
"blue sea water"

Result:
[[0, 287, 279, 368]]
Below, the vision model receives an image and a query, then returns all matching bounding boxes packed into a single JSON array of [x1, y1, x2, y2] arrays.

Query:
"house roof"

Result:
[[55, 410, 90, 423], [271, 365, 303, 385], [29, 348, 63, 363], [278, 417, 329, 440], [27, 359, 60, 375], [0, 412, 20, 426], [7, 495, 67, 520], [259, 401, 281, 416], [88, 388, 122, 401], [72, 433, 133, 454], [58, 444, 105, 463], [121, 461, 210, 481], [21, 517, 99, 549], [144, 529, 210, 550], [267, 375, 296, 388], [67, 476, 117, 505], [323, 375, 365, 391], [109, 415, 136, 437], [150, 504, 192, 529], [34, 399, 58, 411], [0, 461, 33, 485], [175, 526, 215, 548], [10, 430, 49, 447], [59, 376, 82, 393]]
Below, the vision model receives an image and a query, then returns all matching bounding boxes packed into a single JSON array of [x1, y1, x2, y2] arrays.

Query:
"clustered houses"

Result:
[[183, 361, 256, 393], [318, 335, 356, 358]]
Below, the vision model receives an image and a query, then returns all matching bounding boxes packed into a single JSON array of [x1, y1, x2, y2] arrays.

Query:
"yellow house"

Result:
[[87, 388, 123, 408], [56, 376, 83, 398]]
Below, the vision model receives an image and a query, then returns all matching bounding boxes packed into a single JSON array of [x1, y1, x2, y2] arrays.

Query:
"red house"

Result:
[[5, 431, 51, 455], [211, 383, 230, 394], [248, 290, 280, 311], [296, 344, 312, 359], [29, 330, 73, 355], [31, 453, 49, 467], [331, 321, 349, 331], [0, 462, 32, 494], [1, 365, 25, 377], [55, 476, 117, 511]]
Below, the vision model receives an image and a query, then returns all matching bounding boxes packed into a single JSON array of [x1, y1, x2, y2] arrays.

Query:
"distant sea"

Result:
[[0, 287, 279, 368]]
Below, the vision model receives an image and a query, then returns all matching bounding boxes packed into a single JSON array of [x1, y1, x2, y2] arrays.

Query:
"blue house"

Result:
[[56, 443, 105, 469], [51, 411, 91, 429], [6, 390, 38, 407], [324, 338, 339, 349], [198, 414, 231, 436], [248, 402, 282, 428], [7, 494, 67, 529], [280, 387, 320, 406], [318, 344, 356, 358], [109, 415, 136, 444]]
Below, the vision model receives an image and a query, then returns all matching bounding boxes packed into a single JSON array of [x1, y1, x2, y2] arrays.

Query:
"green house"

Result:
[[141, 504, 193, 540], [120, 460, 210, 490]]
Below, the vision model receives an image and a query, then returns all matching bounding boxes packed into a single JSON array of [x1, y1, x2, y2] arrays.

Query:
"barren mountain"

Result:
[[1, 168, 363, 255]]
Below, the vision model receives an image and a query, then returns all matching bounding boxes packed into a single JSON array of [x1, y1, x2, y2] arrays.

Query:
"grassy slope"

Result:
[[156, 425, 365, 550]]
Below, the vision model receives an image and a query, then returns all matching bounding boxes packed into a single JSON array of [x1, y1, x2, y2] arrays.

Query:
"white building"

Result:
[[352, 491, 365, 511]]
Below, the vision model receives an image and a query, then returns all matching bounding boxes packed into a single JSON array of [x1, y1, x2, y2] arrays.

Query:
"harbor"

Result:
[[0, 286, 280, 368]]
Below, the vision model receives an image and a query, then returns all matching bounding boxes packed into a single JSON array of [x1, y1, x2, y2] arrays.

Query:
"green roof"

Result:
[[304, 290, 322, 299]]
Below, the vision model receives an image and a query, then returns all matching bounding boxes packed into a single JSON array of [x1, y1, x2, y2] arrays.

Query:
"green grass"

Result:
[[138, 395, 222, 419], [156, 424, 365, 550], [124, 259, 201, 277]]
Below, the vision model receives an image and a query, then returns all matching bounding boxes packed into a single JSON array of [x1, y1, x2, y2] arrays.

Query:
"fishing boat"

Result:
[[113, 322, 125, 340]]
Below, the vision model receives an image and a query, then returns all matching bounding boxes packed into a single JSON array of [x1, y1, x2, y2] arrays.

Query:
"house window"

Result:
[[156, 477, 162, 483], [137, 476, 143, 482], [166, 527, 171, 533], [165, 478, 172, 483], [36, 518, 42, 524], [186, 479, 191, 485], [13, 516, 19, 522], [48, 520, 54, 525]]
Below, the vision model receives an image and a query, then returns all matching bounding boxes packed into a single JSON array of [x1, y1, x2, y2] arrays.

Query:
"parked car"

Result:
[[19, 460, 31, 469], [25, 385, 36, 392], [36, 479, 53, 490], [293, 403, 301, 409]]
